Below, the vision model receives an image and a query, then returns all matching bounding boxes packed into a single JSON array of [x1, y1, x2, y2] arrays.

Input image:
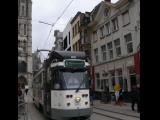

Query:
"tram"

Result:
[[33, 51, 92, 120]]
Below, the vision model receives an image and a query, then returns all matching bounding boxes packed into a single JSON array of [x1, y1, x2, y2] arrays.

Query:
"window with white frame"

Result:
[[124, 33, 133, 54], [94, 48, 99, 63], [96, 73, 100, 89], [112, 17, 119, 32], [93, 31, 98, 42], [105, 22, 111, 36], [122, 11, 130, 26], [101, 45, 106, 61], [114, 39, 121, 57], [107, 42, 113, 59], [100, 26, 105, 39]]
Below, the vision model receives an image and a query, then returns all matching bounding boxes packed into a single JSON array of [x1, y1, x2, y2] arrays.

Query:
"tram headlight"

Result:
[[75, 97, 81, 103]]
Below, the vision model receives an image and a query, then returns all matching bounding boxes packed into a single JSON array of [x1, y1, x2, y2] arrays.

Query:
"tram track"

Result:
[[93, 107, 140, 120], [93, 106, 140, 118]]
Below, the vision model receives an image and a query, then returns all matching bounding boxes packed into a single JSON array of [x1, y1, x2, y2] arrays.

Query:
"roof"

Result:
[[44, 51, 86, 67], [49, 50, 86, 59], [70, 11, 81, 24]]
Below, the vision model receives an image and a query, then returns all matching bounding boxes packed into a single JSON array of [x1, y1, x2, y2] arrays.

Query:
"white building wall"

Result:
[[90, 0, 140, 93]]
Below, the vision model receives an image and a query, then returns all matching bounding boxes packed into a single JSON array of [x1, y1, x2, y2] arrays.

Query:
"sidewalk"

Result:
[[92, 100, 140, 118], [18, 90, 33, 120]]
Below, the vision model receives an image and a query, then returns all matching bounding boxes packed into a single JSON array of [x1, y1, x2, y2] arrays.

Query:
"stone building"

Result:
[[18, 0, 32, 87], [52, 30, 63, 51], [88, 0, 140, 99]]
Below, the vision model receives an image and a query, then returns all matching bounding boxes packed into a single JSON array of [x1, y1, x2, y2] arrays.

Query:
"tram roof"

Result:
[[44, 51, 86, 67], [49, 51, 86, 59]]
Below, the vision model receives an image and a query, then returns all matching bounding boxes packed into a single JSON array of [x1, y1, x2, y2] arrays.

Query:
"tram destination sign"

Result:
[[65, 60, 85, 68]]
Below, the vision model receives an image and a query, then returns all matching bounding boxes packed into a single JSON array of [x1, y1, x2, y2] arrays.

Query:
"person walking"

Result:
[[114, 84, 121, 105], [118, 88, 124, 106], [104, 85, 110, 103], [131, 85, 139, 112], [137, 84, 140, 113], [89, 86, 94, 106], [25, 85, 29, 95]]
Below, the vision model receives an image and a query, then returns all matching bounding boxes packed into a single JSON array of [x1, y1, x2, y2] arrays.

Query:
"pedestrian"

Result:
[[118, 88, 124, 106], [131, 85, 139, 112], [114, 84, 121, 105], [104, 85, 110, 103], [89, 86, 93, 105], [25, 85, 29, 95], [137, 84, 140, 113]]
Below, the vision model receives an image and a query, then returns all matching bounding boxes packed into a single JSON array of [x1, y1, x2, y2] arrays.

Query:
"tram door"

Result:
[[44, 69, 51, 115]]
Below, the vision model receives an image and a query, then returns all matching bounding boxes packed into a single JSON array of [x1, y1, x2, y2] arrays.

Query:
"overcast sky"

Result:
[[32, 0, 119, 59]]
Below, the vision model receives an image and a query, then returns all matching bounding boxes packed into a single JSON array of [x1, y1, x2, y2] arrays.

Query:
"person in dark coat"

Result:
[[131, 85, 139, 112], [89, 87, 93, 105], [118, 88, 124, 106], [104, 85, 110, 103]]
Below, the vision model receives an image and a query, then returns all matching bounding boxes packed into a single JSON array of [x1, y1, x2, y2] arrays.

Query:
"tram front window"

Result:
[[60, 70, 88, 89]]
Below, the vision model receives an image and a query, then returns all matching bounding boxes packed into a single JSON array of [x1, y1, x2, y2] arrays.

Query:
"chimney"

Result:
[[104, 0, 111, 2]]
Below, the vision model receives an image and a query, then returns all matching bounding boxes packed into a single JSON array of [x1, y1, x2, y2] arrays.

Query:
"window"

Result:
[[101, 79, 104, 90], [94, 48, 98, 63], [109, 71, 115, 90], [100, 26, 105, 39], [114, 39, 121, 57], [24, 24, 27, 35], [105, 22, 111, 36], [18, 23, 21, 34], [96, 73, 100, 89], [112, 17, 119, 32], [104, 8, 109, 17], [75, 24, 77, 35], [72, 27, 74, 38], [93, 31, 98, 42], [107, 42, 113, 59], [77, 21, 80, 32], [124, 33, 133, 54], [23, 41, 26, 52], [101, 45, 106, 61], [122, 11, 130, 26], [22, 6, 24, 15]]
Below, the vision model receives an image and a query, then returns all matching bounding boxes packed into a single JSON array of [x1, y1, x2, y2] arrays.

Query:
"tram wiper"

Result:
[[75, 79, 85, 93]]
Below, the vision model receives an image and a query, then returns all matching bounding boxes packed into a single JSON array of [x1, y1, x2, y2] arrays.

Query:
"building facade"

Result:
[[52, 30, 63, 51], [63, 18, 72, 51], [70, 12, 91, 62], [18, 0, 32, 87], [88, 0, 140, 99]]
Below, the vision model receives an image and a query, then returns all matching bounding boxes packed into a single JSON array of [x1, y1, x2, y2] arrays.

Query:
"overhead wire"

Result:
[[42, 0, 75, 49]]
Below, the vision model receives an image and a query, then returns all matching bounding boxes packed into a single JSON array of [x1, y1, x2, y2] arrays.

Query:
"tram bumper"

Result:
[[50, 108, 92, 119]]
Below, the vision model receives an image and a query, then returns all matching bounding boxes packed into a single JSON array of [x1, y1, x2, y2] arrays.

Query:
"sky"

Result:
[[32, 0, 119, 59]]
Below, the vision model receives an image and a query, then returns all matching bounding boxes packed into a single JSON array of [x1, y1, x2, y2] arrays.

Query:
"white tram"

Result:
[[33, 51, 92, 120]]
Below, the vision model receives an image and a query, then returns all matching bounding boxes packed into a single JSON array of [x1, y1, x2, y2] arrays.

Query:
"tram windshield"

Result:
[[60, 69, 89, 89]]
